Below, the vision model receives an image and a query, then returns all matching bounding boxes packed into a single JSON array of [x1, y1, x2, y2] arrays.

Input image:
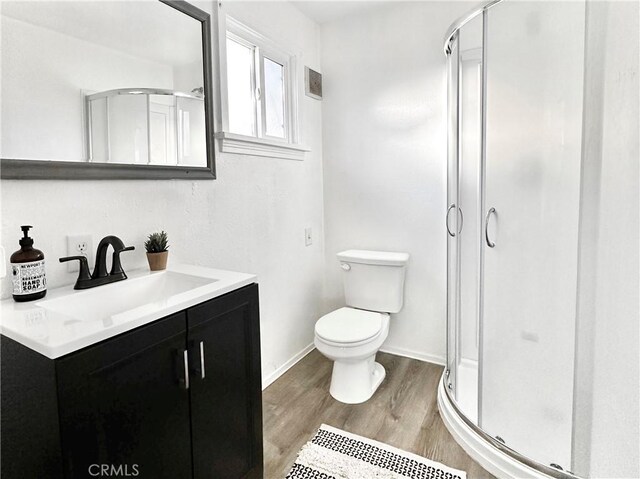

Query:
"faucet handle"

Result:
[[111, 245, 135, 276], [59, 255, 92, 287]]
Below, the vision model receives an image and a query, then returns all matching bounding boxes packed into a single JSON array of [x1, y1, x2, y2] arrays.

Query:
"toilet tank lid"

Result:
[[337, 250, 410, 266]]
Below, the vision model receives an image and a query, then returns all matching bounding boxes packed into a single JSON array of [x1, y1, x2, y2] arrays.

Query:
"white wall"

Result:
[[320, 2, 474, 364], [173, 60, 204, 93], [0, 15, 174, 162], [0, 0, 325, 387], [573, 1, 640, 477]]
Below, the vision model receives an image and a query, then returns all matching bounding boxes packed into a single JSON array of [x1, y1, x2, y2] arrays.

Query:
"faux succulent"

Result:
[[144, 231, 169, 253]]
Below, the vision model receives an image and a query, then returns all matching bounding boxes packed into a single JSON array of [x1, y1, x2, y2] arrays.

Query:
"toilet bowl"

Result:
[[314, 250, 409, 404], [314, 307, 390, 404]]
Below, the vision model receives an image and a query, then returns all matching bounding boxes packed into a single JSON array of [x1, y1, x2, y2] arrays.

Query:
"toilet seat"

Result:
[[315, 307, 386, 344]]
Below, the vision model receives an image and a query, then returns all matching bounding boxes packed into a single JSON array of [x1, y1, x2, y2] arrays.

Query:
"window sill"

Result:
[[216, 132, 310, 161]]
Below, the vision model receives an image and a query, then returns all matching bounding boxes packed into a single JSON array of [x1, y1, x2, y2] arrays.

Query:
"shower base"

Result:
[[437, 375, 580, 479]]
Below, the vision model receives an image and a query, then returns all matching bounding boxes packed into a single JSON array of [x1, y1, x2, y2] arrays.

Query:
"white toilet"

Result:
[[314, 249, 409, 404]]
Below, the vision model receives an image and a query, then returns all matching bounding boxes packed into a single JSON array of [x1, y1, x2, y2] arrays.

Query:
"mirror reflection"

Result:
[[1, 1, 207, 168]]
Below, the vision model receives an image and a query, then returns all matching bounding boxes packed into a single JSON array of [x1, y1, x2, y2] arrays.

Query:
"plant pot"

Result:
[[146, 251, 168, 271]]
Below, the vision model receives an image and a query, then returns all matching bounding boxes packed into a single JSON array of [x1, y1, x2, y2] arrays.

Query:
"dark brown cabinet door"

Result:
[[56, 313, 192, 479], [188, 284, 263, 479]]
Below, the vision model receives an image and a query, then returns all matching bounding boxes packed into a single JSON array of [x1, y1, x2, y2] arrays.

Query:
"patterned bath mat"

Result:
[[285, 424, 466, 479]]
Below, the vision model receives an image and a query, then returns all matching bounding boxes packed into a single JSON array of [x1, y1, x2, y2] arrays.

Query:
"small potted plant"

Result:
[[144, 230, 169, 271]]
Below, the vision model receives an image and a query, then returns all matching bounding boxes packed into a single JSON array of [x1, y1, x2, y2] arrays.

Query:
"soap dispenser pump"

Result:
[[10, 225, 47, 302]]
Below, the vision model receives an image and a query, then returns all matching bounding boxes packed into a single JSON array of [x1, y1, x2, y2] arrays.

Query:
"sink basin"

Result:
[[0, 264, 256, 358], [37, 271, 217, 323]]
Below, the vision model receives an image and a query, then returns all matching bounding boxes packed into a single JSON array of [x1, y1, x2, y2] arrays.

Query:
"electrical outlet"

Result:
[[66, 235, 93, 272], [305, 227, 312, 246]]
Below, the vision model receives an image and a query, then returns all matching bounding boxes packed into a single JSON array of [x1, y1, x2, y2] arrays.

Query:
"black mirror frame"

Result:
[[0, 0, 216, 180]]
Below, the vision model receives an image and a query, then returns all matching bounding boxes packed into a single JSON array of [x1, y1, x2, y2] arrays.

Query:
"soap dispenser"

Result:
[[10, 225, 47, 302]]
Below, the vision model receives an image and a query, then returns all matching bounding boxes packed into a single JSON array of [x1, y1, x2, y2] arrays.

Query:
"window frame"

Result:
[[259, 48, 290, 142], [225, 31, 260, 138], [218, 13, 308, 160]]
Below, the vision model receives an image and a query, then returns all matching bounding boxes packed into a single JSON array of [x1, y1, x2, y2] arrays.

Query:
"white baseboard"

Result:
[[379, 345, 446, 366], [262, 343, 445, 391], [262, 342, 315, 390]]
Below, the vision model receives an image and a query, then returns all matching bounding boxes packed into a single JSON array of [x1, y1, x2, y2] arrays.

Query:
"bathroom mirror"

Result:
[[0, 0, 216, 179]]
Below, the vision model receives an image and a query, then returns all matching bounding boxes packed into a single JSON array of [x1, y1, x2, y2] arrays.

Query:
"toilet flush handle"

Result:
[[341, 263, 351, 271]]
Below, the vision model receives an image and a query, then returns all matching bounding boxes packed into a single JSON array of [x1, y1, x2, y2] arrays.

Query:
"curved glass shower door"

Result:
[[457, 14, 483, 424], [445, 13, 484, 425], [445, 0, 587, 474], [445, 34, 459, 401], [481, 1, 585, 469]]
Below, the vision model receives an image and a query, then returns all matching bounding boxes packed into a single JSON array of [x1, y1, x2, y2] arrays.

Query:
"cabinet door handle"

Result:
[[183, 349, 190, 390], [199, 341, 206, 380]]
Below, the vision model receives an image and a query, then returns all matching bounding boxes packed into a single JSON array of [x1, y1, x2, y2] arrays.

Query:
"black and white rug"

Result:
[[285, 424, 466, 479]]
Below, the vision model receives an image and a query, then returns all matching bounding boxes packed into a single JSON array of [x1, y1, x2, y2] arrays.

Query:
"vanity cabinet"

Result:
[[188, 287, 262, 479], [1, 283, 262, 479], [56, 312, 193, 478]]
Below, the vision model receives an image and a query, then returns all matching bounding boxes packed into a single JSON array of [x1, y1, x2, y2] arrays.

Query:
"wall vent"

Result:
[[305, 66, 322, 100]]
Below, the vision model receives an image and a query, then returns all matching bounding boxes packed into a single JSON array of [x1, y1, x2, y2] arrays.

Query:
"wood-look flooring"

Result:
[[263, 350, 495, 479]]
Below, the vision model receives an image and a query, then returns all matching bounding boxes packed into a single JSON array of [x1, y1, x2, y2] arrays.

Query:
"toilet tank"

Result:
[[337, 250, 409, 313]]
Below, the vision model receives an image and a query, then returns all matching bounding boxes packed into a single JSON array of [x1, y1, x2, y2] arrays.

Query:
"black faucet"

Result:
[[60, 235, 135, 290]]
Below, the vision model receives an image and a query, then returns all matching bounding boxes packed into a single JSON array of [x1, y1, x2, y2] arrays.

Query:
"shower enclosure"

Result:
[[441, 1, 586, 477], [86, 88, 206, 166]]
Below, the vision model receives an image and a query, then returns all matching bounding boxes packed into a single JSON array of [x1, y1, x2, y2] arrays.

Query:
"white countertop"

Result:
[[0, 263, 257, 359]]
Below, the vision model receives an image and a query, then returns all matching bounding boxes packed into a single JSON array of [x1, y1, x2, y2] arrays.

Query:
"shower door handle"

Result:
[[485, 207, 496, 248], [446, 204, 464, 237], [446, 204, 456, 237]]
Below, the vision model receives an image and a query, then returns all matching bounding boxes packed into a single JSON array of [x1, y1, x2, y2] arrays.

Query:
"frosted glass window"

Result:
[[263, 57, 285, 138], [226, 37, 255, 136]]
